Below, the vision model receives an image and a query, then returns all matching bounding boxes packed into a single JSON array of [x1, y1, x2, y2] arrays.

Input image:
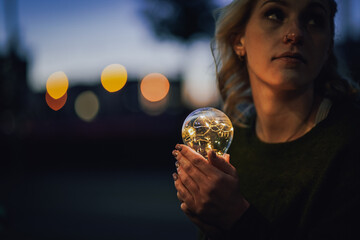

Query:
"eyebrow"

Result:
[[261, 0, 288, 8], [307, 2, 328, 14], [261, 0, 328, 13]]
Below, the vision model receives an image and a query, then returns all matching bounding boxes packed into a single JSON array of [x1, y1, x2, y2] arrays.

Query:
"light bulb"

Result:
[[182, 107, 234, 159]]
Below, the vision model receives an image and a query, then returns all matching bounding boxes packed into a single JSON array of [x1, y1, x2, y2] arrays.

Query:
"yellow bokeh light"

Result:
[[140, 73, 170, 102], [101, 64, 127, 92], [46, 71, 69, 99], [74, 91, 100, 122]]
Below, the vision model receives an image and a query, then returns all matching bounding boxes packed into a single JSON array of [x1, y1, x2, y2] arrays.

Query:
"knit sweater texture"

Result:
[[200, 99, 360, 239]]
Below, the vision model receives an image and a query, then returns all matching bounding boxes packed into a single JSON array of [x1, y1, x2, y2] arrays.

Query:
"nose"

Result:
[[282, 20, 304, 45]]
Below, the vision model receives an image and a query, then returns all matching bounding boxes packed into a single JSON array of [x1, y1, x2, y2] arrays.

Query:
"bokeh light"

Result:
[[46, 71, 69, 99], [140, 73, 170, 102], [101, 64, 128, 92], [45, 91, 67, 111], [182, 41, 220, 108], [74, 91, 100, 122], [139, 92, 169, 116]]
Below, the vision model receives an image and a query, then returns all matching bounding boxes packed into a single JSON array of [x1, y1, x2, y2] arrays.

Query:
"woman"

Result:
[[172, 0, 360, 239]]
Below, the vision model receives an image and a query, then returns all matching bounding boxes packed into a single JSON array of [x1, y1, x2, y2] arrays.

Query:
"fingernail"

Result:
[[172, 150, 178, 158], [175, 161, 180, 169], [172, 173, 178, 181], [175, 144, 182, 151]]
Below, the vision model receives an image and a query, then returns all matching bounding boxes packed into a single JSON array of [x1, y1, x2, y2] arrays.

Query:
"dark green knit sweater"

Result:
[[200, 99, 360, 239]]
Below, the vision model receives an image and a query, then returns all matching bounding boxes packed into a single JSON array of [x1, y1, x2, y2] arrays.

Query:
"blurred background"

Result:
[[0, 0, 359, 239]]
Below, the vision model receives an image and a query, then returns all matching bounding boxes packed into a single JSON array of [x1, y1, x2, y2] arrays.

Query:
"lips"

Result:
[[272, 52, 307, 64]]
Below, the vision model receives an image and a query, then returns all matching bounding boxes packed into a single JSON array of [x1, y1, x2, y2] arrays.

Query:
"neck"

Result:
[[252, 82, 320, 143]]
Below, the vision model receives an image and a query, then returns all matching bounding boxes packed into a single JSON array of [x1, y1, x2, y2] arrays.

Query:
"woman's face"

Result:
[[234, 0, 331, 92]]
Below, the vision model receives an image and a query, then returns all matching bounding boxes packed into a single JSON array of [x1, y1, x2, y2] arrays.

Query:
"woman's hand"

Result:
[[172, 144, 249, 238]]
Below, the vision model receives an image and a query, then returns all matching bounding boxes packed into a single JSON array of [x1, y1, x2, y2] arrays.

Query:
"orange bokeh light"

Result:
[[140, 73, 170, 102], [46, 91, 67, 111]]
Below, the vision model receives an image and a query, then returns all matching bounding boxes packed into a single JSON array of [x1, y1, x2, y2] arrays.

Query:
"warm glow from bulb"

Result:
[[140, 73, 170, 102], [182, 108, 234, 159], [46, 71, 69, 99], [74, 91, 100, 122], [45, 91, 67, 111], [188, 127, 195, 136], [101, 64, 127, 92]]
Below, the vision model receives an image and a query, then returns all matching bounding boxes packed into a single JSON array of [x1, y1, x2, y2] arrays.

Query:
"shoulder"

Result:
[[324, 98, 360, 138], [324, 98, 360, 177], [330, 97, 360, 137], [330, 97, 360, 117]]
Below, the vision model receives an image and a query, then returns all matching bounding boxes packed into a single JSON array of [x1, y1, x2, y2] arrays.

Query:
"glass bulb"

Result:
[[182, 107, 234, 159]]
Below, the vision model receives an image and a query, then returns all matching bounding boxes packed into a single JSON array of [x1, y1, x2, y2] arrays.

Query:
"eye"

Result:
[[305, 13, 326, 28], [265, 8, 285, 22]]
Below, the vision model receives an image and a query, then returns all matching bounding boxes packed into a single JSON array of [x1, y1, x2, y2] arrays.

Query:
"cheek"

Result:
[[246, 46, 264, 68], [244, 31, 273, 70], [308, 35, 331, 73]]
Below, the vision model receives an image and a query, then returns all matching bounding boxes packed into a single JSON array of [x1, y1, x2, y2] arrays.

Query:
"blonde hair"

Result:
[[212, 0, 359, 126]]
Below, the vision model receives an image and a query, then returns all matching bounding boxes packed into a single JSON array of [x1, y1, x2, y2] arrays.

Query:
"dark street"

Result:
[[5, 169, 197, 240]]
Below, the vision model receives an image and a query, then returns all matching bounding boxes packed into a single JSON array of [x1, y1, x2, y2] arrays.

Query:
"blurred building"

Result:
[[0, 0, 29, 137]]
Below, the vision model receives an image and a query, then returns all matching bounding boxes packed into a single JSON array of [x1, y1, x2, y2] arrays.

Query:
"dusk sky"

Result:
[[0, 0, 359, 93]]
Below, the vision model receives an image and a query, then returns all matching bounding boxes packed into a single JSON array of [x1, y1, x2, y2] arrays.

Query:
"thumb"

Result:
[[207, 150, 236, 176], [223, 153, 230, 163]]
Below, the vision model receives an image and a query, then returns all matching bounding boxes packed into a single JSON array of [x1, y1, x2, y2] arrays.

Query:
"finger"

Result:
[[174, 174, 190, 199], [177, 165, 199, 195], [173, 149, 209, 185], [175, 144, 219, 176], [207, 150, 237, 177], [181, 204, 223, 239], [223, 153, 230, 163], [174, 173, 196, 209], [177, 191, 184, 203], [180, 202, 191, 214], [175, 180, 188, 203]]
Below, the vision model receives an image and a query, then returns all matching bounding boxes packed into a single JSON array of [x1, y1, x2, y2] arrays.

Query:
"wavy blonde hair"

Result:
[[212, 0, 359, 126]]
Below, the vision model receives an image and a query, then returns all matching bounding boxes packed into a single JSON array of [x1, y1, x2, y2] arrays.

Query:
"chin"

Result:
[[267, 76, 313, 92]]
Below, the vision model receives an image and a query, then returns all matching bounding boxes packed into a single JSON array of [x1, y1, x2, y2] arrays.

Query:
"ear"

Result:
[[233, 33, 246, 57]]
